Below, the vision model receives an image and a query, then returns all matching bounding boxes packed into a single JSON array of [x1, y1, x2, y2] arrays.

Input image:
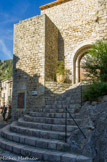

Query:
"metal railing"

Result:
[[64, 107, 87, 142], [64, 82, 87, 143], [34, 80, 87, 142]]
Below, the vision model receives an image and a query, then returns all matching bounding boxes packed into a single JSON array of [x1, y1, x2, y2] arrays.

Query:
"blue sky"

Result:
[[0, 0, 54, 60]]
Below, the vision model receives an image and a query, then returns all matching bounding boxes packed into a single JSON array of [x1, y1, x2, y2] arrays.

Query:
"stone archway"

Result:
[[73, 44, 91, 84], [78, 53, 88, 82]]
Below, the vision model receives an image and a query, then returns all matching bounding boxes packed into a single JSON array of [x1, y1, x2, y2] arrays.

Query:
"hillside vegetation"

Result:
[[0, 59, 13, 81]]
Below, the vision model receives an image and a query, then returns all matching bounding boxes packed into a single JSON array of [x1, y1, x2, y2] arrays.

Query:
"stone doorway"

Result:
[[73, 44, 91, 84], [78, 54, 88, 82]]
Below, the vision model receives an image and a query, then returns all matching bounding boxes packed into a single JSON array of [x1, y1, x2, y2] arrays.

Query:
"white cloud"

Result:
[[0, 40, 12, 59]]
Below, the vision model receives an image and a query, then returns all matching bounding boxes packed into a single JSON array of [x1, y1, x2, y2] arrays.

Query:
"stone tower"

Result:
[[12, 15, 58, 117]]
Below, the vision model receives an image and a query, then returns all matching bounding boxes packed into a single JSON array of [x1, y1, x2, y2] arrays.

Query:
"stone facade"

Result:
[[98, 0, 107, 39], [45, 81, 71, 104], [41, 0, 107, 83], [12, 0, 107, 116], [45, 16, 58, 81], [13, 15, 45, 117], [13, 14, 58, 118], [0, 78, 13, 107]]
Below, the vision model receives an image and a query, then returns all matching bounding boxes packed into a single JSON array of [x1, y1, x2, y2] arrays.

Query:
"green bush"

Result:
[[56, 61, 65, 74], [0, 59, 13, 81], [82, 39, 107, 82], [83, 82, 107, 101]]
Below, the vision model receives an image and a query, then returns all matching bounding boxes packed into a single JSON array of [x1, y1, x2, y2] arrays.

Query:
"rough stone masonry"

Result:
[[12, 0, 107, 116]]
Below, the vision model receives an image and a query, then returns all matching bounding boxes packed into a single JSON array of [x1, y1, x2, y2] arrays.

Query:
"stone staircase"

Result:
[[0, 84, 92, 162]]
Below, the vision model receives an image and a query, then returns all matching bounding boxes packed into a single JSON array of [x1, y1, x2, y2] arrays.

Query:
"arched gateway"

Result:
[[72, 44, 92, 84]]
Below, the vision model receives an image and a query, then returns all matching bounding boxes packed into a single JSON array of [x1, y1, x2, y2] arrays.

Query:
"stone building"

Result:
[[0, 78, 13, 107], [12, 0, 107, 116], [0, 1, 106, 160]]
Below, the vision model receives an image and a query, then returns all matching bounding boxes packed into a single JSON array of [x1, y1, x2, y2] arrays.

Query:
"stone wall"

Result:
[[12, 0, 107, 118], [12, 15, 46, 118], [12, 14, 59, 118], [45, 81, 70, 94], [45, 81, 71, 104], [45, 15, 58, 81], [79, 99, 107, 161], [98, 0, 107, 39], [41, 0, 107, 81]]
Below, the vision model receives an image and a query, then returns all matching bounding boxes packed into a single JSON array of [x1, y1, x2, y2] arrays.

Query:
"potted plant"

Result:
[[56, 61, 65, 83]]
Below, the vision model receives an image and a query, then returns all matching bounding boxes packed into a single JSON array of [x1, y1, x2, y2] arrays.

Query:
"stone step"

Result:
[[46, 98, 81, 105], [0, 149, 38, 162], [18, 118, 77, 132], [0, 136, 92, 162], [29, 112, 81, 119], [10, 122, 70, 141], [45, 104, 67, 108], [42, 103, 81, 108], [1, 125, 69, 152], [33, 107, 76, 113], [34, 108, 64, 113], [24, 115, 83, 126]]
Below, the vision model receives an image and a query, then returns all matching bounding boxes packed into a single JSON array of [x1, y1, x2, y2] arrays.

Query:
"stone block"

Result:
[[13, 135, 20, 143], [5, 144, 13, 152], [42, 124, 51, 130], [32, 130, 40, 137], [102, 95, 107, 102], [39, 131, 48, 139], [13, 146, 21, 154], [21, 147, 31, 157], [48, 133, 58, 140], [1, 142, 6, 150], [52, 125, 63, 131], [43, 152, 60, 162], [20, 137, 25, 144], [55, 113, 63, 118], [36, 140, 48, 149], [25, 138, 36, 146], [31, 150, 43, 160], [36, 123, 43, 129], [48, 142, 56, 150], [57, 143, 64, 151], [49, 113, 55, 118], [7, 134, 13, 141]]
